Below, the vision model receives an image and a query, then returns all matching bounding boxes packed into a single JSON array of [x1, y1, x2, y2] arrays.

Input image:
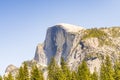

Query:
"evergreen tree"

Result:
[[23, 62, 29, 80], [0, 75, 2, 80], [17, 62, 29, 80], [4, 72, 14, 80], [61, 57, 72, 80], [3, 76, 7, 80], [100, 62, 106, 80], [114, 61, 120, 80], [71, 71, 77, 80], [48, 57, 64, 80], [105, 55, 114, 80], [91, 68, 98, 80], [77, 60, 91, 80], [31, 64, 44, 80], [7, 72, 14, 80], [17, 66, 24, 80], [100, 56, 114, 80]]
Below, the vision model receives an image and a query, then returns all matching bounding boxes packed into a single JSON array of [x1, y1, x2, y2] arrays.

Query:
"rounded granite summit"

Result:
[[55, 23, 86, 33]]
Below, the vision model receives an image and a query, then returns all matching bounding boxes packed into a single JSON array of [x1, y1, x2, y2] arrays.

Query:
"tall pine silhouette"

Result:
[[61, 57, 72, 80], [100, 55, 114, 80], [31, 64, 44, 80], [77, 60, 91, 80], [48, 57, 64, 80]]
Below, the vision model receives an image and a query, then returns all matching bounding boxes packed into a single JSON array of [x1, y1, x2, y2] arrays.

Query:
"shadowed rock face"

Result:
[[34, 44, 46, 66], [34, 24, 120, 73], [5, 24, 120, 78], [34, 24, 85, 66], [44, 26, 77, 65]]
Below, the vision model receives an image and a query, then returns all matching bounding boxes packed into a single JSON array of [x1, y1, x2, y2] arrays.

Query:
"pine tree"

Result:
[[48, 57, 64, 80], [77, 60, 91, 80], [4, 72, 14, 80], [114, 61, 120, 80], [3, 76, 7, 80], [71, 71, 77, 80], [91, 68, 98, 80], [61, 57, 72, 80], [17, 62, 29, 80], [31, 64, 44, 80], [7, 72, 14, 80], [23, 62, 29, 80], [100, 56, 114, 80], [105, 55, 114, 80], [0, 75, 2, 80], [100, 62, 106, 80], [17, 66, 24, 80]]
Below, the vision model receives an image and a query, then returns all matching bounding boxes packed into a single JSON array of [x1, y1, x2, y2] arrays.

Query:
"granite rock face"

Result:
[[34, 23, 85, 66], [34, 43, 47, 66], [34, 24, 120, 73], [5, 23, 120, 79], [5, 64, 18, 73], [5, 64, 18, 76]]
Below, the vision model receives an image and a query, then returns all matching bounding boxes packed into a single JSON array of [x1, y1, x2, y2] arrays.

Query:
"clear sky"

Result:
[[0, 0, 120, 75]]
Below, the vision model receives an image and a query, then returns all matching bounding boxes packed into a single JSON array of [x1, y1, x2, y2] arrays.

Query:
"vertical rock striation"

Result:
[[34, 24, 120, 73], [34, 23, 85, 66]]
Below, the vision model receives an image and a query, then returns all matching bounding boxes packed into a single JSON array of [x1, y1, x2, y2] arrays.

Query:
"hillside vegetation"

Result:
[[1, 56, 120, 80], [3, 24, 120, 80]]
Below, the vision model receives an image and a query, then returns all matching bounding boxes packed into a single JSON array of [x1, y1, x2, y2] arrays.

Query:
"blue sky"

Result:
[[0, 0, 120, 75]]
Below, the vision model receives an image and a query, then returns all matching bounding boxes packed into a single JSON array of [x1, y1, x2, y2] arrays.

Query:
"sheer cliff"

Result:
[[34, 23, 120, 73], [5, 24, 120, 77]]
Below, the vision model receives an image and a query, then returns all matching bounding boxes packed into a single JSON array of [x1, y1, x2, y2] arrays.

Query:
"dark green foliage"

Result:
[[100, 56, 114, 80], [4, 55, 120, 80], [100, 63, 106, 80], [3, 76, 7, 80], [31, 64, 44, 80], [0, 75, 2, 80], [23, 62, 29, 80], [71, 71, 77, 80], [77, 60, 91, 80], [105, 56, 114, 80], [83, 28, 107, 39], [8, 73, 14, 80], [91, 68, 98, 80], [114, 61, 120, 80], [82, 28, 111, 46], [61, 57, 72, 80], [48, 57, 64, 80], [17, 66, 24, 80], [4, 73, 14, 80], [17, 62, 29, 80]]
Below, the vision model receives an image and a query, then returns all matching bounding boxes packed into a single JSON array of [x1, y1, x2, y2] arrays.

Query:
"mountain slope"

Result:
[[34, 24, 120, 73]]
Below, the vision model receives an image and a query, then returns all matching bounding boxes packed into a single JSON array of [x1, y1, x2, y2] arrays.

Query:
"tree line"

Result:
[[0, 55, 120, 80]]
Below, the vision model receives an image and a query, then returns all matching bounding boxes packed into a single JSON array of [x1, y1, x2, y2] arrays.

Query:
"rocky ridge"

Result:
[[5, 64, 18, 77], [6, 24, 120, 76], [34, 24, 120, 73]]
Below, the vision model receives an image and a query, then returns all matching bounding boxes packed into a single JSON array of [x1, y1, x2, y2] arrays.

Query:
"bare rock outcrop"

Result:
[[5, 24, 120, 77], [5, 64, 18, 77], [34, 24, 120, 73]]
